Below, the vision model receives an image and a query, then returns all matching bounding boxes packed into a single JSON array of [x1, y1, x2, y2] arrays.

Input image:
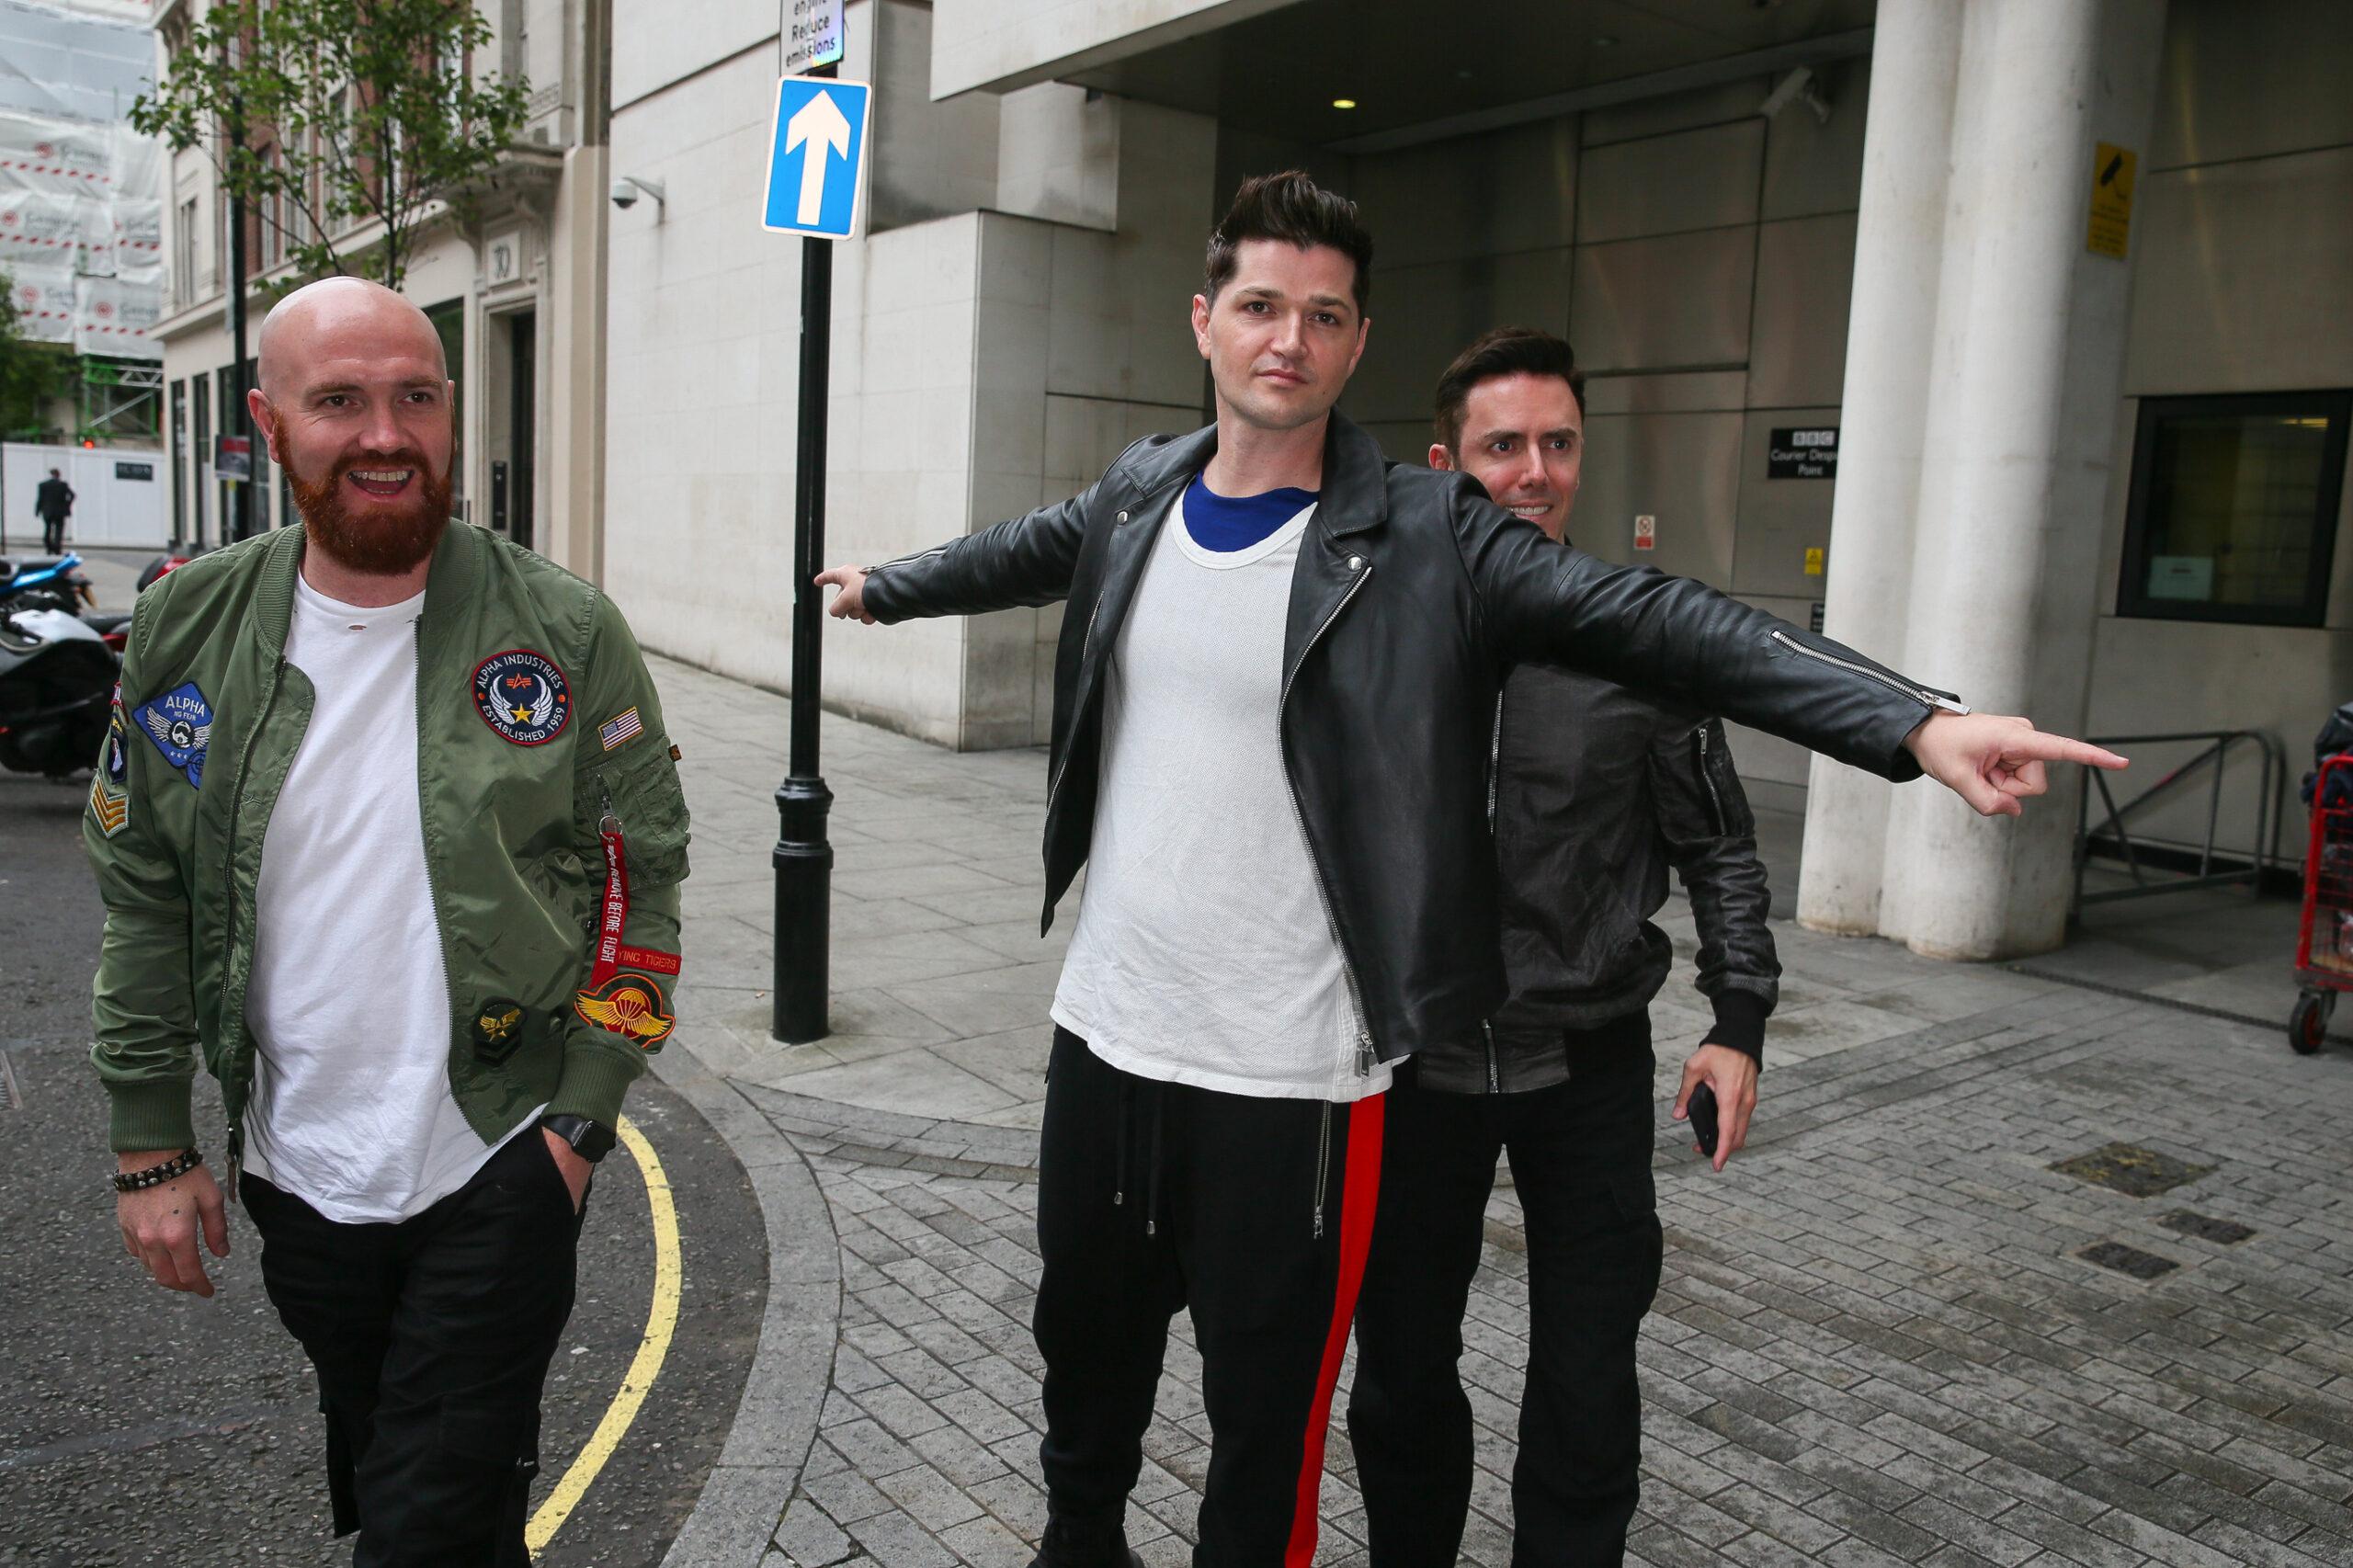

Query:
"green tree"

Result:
[[0, 271, 72, 440], [131, 0, 529, 291]]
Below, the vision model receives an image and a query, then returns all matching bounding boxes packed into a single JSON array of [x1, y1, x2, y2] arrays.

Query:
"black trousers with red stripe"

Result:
[[1034, 1028, 1384, 1568]]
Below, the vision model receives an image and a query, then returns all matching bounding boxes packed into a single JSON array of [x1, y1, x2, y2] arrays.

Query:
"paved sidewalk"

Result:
[[648, 653, 2353, 1568]]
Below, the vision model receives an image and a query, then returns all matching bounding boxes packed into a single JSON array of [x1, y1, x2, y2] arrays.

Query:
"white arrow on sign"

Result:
[[785, 88, 852, 226]]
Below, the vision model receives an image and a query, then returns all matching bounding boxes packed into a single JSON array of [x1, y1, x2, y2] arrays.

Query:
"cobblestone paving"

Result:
[[751, 989, 2353, 1568], [640, 653, 2353, 1565]]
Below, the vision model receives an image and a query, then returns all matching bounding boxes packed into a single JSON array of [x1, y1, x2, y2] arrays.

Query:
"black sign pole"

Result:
[[773, 54, 838, 1044]]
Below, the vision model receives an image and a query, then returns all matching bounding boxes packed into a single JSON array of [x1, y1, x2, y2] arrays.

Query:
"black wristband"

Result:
[[111, 1148, 201, 1193], [540, 1114, 616, 1164]]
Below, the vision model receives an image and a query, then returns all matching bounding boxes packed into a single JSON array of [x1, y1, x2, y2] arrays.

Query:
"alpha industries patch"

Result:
[[88, 706, 131, 835], [574, 972, 676, 1050], [131, 682, 213, 787], [598, 706, 643, 752], [471, 649, 573, 746]]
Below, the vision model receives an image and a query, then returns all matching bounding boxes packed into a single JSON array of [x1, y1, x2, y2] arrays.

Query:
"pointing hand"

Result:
[[813, 563, 874, 624], [1904, 711, 2125, 818]]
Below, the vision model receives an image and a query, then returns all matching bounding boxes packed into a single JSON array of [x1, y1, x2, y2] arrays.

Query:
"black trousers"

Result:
[[40, 516, 65, 554], [1034, 1028, 1385, 1568], [1347, 1016, 1663, 1568], [240, 1129, 587, 1567]]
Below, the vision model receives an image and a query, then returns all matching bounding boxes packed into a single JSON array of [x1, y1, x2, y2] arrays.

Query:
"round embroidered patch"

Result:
[[472, 649, 573, 745]]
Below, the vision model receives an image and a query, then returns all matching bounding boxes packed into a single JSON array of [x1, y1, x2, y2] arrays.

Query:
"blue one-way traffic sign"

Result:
[[764, 74, 870, 239]]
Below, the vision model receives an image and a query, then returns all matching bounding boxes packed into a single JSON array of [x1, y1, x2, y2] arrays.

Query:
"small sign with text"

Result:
[[786, 0, 845, 73]]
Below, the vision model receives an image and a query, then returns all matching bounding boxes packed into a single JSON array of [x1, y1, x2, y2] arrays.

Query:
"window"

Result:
[[261, 148, 281, 268], [170, 379, 187, 545], [191, 369, 210, 546], [175, 197, 197, 307], [2118, 391, 2352, 628]]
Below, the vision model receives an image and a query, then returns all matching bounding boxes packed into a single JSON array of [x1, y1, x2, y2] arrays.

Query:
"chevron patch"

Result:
[[88, 709, 131, 835]]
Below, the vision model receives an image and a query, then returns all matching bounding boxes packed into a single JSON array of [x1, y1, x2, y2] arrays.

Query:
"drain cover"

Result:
[[2078, 1242, 2180, 1279], [2049, 1142, 2216, 1197], [2158, 1210, 2256, 1244]]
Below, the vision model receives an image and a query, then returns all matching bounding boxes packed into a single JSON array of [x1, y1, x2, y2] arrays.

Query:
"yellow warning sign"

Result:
[[1803, 547, 1824, 576], [2087, 142, 2136, 258]]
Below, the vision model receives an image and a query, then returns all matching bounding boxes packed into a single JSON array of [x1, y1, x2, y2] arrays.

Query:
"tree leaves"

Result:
[[130, 0, 529, 291]]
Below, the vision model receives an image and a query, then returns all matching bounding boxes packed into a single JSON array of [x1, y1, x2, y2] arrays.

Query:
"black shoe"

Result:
[[1028, 1517, 1144, 1568]]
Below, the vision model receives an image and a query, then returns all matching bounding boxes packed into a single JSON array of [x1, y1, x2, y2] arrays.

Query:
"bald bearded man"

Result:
[[85, 278, 690, 1565]]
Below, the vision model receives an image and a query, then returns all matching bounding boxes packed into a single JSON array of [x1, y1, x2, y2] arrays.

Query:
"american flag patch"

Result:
[[598, 707, 644, 751]]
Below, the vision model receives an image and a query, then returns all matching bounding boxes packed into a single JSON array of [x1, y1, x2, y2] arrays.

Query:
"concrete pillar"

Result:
[[1879, 0, 2166, 959], [544, 143, 609, 585], [1796, 0, 1966, 937]]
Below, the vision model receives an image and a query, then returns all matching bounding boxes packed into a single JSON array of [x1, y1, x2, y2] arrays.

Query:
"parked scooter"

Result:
[[0, 606, 115, 778], [0, 551, 97, 616]]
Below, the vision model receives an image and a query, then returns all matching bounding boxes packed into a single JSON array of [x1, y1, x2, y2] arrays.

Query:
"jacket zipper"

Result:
[[870, 543, 950, 575], [1279, 562, 1376, 1078], [219, 653, 289, 1187], [1695, 724, 1730, 836], [1486, 690, 1505, 833], [1768, 630, 1970, 715], [412, 624, 460, 1082], [1040, 597, 1106, 824], [1313, 1102, 1332, 1239]]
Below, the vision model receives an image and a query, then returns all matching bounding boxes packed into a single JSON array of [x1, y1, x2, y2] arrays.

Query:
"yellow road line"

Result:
[[527, 1114, 684, 1557]]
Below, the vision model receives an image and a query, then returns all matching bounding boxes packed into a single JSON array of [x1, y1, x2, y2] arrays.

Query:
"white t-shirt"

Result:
[[1051, 488, 1387, 1101], [242, 576, 538, 1222]]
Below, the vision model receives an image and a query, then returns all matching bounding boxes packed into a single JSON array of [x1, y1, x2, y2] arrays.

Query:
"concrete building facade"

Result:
[[147, 0, 2343, 961], [606, 0, 2352, 958], [149, 0, 612, 580]]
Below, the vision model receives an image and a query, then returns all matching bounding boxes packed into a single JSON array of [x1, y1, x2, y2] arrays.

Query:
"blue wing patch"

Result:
[[131, 681, 214, 788]]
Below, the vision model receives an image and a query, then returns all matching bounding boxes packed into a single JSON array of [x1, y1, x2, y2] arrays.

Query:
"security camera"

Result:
[[609, 175, 666, 215], [1759, 67, 1832, 125]]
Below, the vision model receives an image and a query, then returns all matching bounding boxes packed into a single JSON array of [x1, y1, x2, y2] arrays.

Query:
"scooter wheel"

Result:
[[2289, 990, 2332, 1055]]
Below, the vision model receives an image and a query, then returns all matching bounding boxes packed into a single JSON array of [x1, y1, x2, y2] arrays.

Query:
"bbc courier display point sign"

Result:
[[786, 0, 845, 73], [1768, 426, 1838, 479]]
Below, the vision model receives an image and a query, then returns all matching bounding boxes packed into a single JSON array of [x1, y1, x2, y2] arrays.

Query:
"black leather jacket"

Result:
[[861, 415, 1956, 1064], [1413, 665, 1779, 1096]]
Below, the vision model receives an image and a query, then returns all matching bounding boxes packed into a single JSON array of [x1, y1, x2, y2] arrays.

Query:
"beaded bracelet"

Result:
[[111, 1148, 202, 1193]]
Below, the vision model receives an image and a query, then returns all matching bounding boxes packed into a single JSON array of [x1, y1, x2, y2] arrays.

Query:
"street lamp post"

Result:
[[771, 55, 838, 1045]]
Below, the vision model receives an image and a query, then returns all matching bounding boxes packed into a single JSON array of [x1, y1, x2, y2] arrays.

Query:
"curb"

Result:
[[652, 1037, 844, 1567]]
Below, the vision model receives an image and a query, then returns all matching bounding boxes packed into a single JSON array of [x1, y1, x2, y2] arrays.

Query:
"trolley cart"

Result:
[[2290, 755, 2353, 1053]]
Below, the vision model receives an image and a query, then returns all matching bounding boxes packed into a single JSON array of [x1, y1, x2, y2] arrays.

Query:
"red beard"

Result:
[[289, 451, 453, 574]]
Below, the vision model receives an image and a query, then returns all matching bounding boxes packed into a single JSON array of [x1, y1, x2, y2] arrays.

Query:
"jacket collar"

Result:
[[1118, 411, 1392, 538], [254, 517, 472, 658]]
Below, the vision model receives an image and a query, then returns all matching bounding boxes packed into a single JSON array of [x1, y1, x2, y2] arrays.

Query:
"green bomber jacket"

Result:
[[84, 520, 690, 1161]]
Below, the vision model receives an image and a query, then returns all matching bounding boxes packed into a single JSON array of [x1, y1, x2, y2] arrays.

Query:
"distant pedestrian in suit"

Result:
[[37, 467, 75, 554]]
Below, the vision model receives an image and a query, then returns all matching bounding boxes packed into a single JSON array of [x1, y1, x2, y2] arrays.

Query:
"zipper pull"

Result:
[[1483, 1021, 1500, 1094], [1356, 1031, 1374, 1078], [1313, 1103, 1332, 1240], [598, 778, 620, 835]]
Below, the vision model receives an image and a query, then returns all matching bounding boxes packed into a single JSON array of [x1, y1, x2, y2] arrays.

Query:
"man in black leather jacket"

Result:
[[815, 172, 2121, 1568], [1347, 327, 1776, 1567]]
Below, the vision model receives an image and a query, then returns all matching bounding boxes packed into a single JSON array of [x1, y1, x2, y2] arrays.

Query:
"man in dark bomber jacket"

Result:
[[1347, 328, 1774, 1566], [815, 174, 2123, 1568]]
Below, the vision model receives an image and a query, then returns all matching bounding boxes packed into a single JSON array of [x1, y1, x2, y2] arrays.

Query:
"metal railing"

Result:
[[2073, 729, 2287, 910]]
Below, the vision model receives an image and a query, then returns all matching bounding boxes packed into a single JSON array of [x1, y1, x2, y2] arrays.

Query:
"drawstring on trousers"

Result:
[[1110, 1078, 1169, 1241], [1145, 1089, 1165, 1239], [1113, 1081, 1133, 1208]]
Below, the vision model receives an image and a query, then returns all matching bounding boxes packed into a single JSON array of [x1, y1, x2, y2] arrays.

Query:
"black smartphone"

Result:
[[1688, 1082, 1720, 1160]]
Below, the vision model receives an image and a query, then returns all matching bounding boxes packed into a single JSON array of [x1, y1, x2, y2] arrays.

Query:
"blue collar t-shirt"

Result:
[[1181, 472, 1320, 553]]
